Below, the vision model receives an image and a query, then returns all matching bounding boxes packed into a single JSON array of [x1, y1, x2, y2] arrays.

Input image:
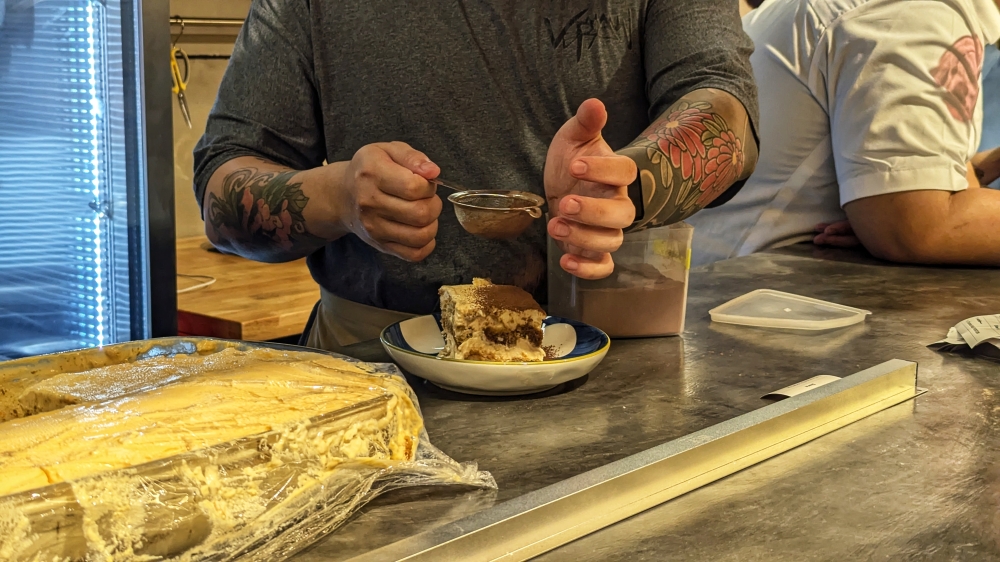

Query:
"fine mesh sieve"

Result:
[[431, 178, 544, 239]]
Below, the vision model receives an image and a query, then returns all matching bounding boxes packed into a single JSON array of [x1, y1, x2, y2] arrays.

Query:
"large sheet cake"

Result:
[[0, 339, 493, 561]]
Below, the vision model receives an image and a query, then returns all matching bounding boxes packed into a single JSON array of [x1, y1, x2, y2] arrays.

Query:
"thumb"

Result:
[[560, 98, 608, 144], [379, 141, 441, 180]]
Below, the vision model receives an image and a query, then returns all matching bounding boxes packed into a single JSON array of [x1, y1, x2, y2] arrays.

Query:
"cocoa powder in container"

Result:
[[547, 223, 693, 338]]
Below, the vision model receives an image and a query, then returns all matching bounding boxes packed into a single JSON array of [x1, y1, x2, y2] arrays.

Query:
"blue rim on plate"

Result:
[[380, 314, 609, 364]]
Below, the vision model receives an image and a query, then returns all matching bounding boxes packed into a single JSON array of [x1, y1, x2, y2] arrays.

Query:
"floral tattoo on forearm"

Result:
[[207, 166, 324, 254], [626, 99, 748, 228]]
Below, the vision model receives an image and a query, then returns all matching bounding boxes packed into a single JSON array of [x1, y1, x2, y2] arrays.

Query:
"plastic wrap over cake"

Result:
[[0, 338, 496, 561]]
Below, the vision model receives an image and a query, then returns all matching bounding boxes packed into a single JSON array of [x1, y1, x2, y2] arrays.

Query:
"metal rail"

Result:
[[169, 17, 244, 28], [351, 359, 923, 561]]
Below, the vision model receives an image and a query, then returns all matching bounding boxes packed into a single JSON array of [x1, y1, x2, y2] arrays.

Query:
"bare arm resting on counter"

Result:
[[814, 159, 995, 251], [620, 88, 758, 230], [812, 154, 1000, 266], [843, 181, 1000, 266], [807, 1, 1000, 266]]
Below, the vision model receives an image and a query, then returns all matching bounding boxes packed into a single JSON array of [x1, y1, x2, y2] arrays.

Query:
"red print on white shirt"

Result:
[[931, 35, 984, 123]]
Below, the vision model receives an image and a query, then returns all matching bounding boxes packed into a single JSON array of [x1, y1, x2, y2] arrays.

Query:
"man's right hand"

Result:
[[203, 143, 442, 264], [335, 142, 443, 262]]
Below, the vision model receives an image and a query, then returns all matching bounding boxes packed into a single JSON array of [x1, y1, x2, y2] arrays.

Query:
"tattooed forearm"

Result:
[[618, 89, 757, 230], [205, 162, 327, 261]]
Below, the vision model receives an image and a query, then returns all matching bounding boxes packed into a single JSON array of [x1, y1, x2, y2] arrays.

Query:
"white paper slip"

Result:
[[761, 375, 841, 400], [956, 315, 1000, 348], [928, 315, 1000, 362]]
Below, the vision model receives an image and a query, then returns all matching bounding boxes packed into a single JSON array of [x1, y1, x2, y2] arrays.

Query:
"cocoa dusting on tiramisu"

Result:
[[438, 278, 547, 362]]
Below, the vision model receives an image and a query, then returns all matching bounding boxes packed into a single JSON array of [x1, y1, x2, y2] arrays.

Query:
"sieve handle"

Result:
[[429, 178, 464, 192]]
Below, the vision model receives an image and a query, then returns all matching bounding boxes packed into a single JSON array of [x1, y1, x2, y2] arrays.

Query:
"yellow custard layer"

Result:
[[0, 349, 422, 498]]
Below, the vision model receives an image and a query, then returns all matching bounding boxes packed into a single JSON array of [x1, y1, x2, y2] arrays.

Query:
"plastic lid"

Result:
[[709, 289, 871, 331]]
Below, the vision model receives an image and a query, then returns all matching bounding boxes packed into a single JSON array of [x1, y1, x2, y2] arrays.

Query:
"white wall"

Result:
[[169, 0, 251, 238]]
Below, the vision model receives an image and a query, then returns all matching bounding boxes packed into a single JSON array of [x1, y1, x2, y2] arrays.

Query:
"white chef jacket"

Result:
[[688, 0, 1000, 267]]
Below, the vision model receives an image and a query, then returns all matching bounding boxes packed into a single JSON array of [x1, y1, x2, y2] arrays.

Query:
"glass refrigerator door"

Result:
[[0, 0, 170, 359]]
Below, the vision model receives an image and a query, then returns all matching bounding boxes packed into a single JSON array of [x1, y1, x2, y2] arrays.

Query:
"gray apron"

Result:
[[304, 288, 416, 354]]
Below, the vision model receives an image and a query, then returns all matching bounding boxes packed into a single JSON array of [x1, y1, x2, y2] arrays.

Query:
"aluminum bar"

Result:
[[352, 359, 922, 561]]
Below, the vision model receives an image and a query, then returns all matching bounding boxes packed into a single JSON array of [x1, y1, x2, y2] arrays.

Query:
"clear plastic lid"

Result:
[[709, 289, 871, 331]]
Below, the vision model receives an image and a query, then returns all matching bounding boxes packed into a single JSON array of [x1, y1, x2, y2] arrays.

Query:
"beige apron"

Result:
[[305, 288, 417, 354]]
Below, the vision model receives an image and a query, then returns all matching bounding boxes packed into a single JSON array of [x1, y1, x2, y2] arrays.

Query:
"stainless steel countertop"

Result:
[[294, 244, 1000, 561]]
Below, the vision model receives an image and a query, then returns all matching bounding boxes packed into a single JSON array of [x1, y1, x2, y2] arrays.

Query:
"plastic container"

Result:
[[548, 222, 694, 338], [709, 289, 871, 330]]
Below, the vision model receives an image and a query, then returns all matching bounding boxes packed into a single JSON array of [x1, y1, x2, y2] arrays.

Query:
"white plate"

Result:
[[380, 315, 610, 395]]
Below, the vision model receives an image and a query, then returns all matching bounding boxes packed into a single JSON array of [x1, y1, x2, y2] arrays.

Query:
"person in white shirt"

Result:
[[689, 0, 1000, 266]]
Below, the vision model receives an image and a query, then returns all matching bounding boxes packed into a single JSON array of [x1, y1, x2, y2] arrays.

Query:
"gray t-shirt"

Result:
[[194, 0, 758, 314]]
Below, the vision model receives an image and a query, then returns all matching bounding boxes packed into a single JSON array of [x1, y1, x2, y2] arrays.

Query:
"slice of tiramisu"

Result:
[[438, 278, 546, 362]]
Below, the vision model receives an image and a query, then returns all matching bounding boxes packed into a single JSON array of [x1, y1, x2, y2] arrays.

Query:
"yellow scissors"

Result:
[[170, 46, 192, 128]]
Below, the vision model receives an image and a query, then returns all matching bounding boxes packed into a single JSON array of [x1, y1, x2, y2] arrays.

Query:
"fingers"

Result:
[[364, 214, 438, 248], [823, 220, 854, 235], [378, 141, 440, 179], [363, 216, 438, 262], [813, 233, 861, 248], [559, 98, 608, 144], [549, 202, 627, 281], [356, 192, 440, 257], [548, 195, 633, 281], [813, 219, 860, 248], [353, 143, 439, 200], [383, 239, 437, 262], [814, 221, 853, 235], [560, 251, 613, 280], [570, 155, 637, 187], [349, 142, 443, 261], [548, 217, 623, 254], [373, 191, 442, 227], [971, 147, 1000, 184], [379, 173, 436, 201], [558, 194, 635, 229]]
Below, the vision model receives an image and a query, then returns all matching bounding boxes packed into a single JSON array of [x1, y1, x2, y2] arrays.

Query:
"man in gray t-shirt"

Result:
[[193, 0, 759, 351]]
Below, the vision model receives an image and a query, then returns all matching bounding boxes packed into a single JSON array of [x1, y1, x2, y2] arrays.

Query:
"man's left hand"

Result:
[[545, 99, 637, 279], [972, 147, 1000, 186]]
